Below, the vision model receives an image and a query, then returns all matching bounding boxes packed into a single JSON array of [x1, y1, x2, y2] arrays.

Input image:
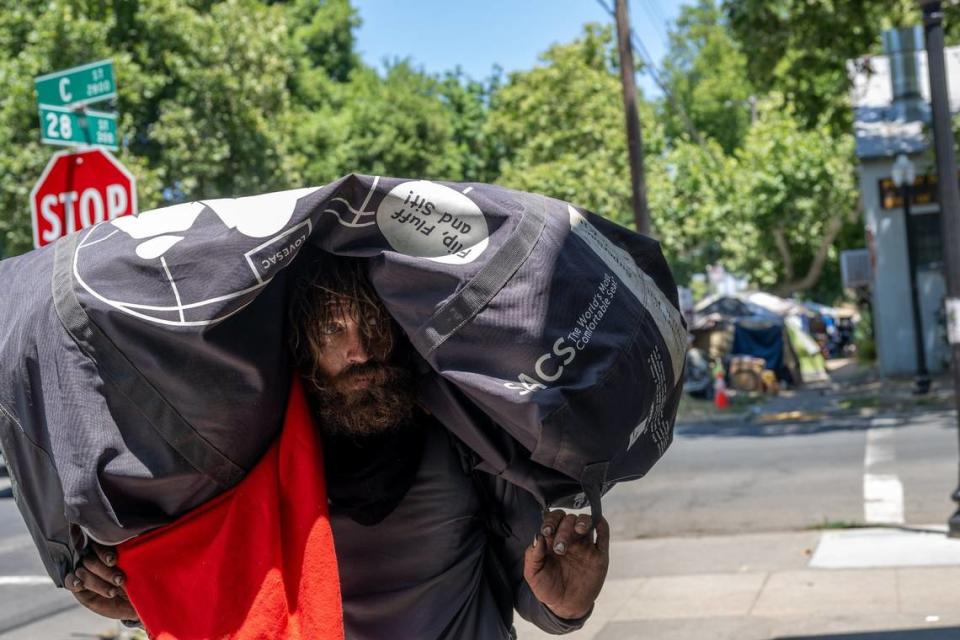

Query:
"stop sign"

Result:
[[30, 148, 137, 249]]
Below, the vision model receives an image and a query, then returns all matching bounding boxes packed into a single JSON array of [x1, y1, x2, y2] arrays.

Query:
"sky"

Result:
[[351, 0, 686, 97]]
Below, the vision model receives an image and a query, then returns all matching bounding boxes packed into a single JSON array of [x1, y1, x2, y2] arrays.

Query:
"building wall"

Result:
[[859, 158, 948, 375]]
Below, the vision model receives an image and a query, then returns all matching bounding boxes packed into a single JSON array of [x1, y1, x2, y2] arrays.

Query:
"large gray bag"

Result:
[[0, 174, 686, 583]]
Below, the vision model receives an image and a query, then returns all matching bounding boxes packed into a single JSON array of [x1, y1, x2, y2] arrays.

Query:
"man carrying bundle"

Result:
[[65, 252, 611, 639]]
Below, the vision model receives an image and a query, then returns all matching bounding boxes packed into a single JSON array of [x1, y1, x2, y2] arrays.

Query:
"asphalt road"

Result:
[[0, 498, 81, 635], [605, 407, 960, 539], [0, 402, 957, 633]]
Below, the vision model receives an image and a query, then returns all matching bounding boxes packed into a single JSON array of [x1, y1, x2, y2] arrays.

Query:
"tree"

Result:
[[486, 24, 663, 229], [0, 0, 307, 256], [723, 0, 943, 136], [0, 0, 472, 257], [730, 96, 860, 299], [437, 67, 504, 184], [330, 61, 463, 181], [646, 138, 738, 286], [661, 0, 754, 154]]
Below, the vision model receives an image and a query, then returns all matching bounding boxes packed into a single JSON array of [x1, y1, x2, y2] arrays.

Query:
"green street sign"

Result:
[[38, 105, 118, 150], [35, 59, 116, 108]]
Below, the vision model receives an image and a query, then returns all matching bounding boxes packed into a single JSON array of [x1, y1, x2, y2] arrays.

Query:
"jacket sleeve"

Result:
[[484, 475, 593, 635]]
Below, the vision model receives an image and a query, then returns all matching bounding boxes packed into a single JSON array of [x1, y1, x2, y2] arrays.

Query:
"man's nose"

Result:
[[344, 323, 371, 365]]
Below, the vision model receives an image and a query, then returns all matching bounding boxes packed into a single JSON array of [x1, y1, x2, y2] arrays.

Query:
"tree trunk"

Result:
[[773, 215, 845, 298]]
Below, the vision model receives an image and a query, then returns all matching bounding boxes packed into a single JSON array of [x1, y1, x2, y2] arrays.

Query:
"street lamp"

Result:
[[919, 0, 960, 537], [892, 153, 931, 395]]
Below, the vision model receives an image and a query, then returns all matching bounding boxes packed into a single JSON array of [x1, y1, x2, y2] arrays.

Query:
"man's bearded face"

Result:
[[303, 301, 416, 439]]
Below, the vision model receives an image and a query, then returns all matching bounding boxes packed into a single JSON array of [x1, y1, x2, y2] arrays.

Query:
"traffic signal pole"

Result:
[[919, 0, 960, 537]]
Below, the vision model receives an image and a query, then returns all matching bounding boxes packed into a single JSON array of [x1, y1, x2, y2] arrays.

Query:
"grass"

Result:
[[676, 391, 768, 419], [836, 397, 881, 411]]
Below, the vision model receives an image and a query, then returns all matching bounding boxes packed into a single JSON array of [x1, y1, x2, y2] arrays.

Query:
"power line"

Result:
[[640, 0, 673, 50], [645, 0, 671, 29], [636, 0, 670, 52]]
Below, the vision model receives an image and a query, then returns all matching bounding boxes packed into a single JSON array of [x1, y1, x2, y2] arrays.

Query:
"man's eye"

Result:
[[320, 321, 345, 336]]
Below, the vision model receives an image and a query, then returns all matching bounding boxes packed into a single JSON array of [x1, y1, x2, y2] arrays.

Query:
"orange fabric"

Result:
[[117, 379, 344, 640]]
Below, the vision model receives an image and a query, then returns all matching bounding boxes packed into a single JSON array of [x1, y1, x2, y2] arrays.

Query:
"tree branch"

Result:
[[772, 226, 794, 282], [775, 215, 845, 297]]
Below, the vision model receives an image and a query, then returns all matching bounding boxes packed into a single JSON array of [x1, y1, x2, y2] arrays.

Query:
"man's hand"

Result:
[[63, 542, 138, 622], [523, 510, 610, 620]]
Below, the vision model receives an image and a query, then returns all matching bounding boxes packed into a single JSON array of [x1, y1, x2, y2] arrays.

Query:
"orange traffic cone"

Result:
[[714, 371, 730, 410]]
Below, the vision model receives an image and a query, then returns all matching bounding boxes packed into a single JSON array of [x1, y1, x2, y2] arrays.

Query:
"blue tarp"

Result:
[[731, 323, 790, 382]]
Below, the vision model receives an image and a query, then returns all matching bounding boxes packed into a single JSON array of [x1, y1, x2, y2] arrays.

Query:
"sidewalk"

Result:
[[515, 526, 960, 640], [5, 526, 959, 640]]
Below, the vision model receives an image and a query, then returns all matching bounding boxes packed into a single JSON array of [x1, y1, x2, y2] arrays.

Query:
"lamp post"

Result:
[[892, 153, 931, 395], [918, 0, 960, 536]]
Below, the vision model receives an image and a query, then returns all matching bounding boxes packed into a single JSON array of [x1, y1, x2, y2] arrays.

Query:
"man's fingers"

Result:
[[524, 533, 548, 580], [72, 588, 101, 607], [63, 572, 85, 593], [540, 509, 566, 538], [552, 513, 580, 555], [71, 589, 138, 620], [82, 554, 125, 587], [75, 566, 118, 599], [574, 514, 593, 535], [595, 517, 611, 555], [90, 542, 117, 568]]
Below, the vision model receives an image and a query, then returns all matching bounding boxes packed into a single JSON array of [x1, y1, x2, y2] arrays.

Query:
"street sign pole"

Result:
[[918, 0, 960, 537]]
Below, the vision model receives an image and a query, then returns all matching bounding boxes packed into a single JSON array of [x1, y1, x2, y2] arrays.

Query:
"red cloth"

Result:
[[117, 379, 344, 640]]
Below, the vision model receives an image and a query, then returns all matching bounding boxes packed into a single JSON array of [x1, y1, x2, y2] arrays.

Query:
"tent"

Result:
[[691, 292, 828, 385]]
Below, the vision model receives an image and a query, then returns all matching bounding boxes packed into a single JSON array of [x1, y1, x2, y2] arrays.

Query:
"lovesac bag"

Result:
[[0, 174, 686, 582]]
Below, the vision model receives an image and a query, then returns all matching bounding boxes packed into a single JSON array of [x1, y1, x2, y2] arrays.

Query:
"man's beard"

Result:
[[305, 361, 417, 440]]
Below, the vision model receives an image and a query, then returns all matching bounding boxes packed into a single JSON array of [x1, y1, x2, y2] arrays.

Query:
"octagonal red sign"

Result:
[[30, 148, 137, 249]]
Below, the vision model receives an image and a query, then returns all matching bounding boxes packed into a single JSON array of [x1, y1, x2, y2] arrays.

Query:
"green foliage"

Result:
[[438, 67, 504, 184], [0, 0, 306, 255], [486, 24, 663, 228], [661, 0, 753, 153], [334, 62, 462, 180], [647, 139, 735, 284], [722, 0, 953, 136], [731, 96, 859, 297], [855, 305, 876, 363], [0, 1, 871, 302], [0, 0, 466, 256], [648, 98, 860, 301], [287, 0, 360, 83]]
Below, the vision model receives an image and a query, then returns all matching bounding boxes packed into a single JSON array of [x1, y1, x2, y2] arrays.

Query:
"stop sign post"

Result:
[[30, 148, 137, 249]]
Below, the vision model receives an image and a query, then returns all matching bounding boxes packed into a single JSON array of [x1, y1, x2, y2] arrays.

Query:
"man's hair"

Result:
[[287, 251, 395, 386]]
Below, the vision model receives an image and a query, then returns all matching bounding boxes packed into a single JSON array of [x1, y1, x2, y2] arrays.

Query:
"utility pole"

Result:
[[614, 0, 651, 236], [919, 0, 960, 537]]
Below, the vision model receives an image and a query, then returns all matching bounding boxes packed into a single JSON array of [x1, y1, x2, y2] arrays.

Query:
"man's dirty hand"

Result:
[[523, 510, 610, 620], [64, 542, 138, 622]]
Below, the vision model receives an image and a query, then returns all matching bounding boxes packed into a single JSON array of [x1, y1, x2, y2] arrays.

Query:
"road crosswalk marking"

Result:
[[0, 576, 52, 586], [863, 418, 904, 525]]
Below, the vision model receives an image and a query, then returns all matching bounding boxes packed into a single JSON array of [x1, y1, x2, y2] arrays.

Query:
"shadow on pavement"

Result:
[[776, 628, 960, 640]]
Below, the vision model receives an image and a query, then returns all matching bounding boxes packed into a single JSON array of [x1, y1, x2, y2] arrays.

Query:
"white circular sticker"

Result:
[[376, 180, 489, 264]]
